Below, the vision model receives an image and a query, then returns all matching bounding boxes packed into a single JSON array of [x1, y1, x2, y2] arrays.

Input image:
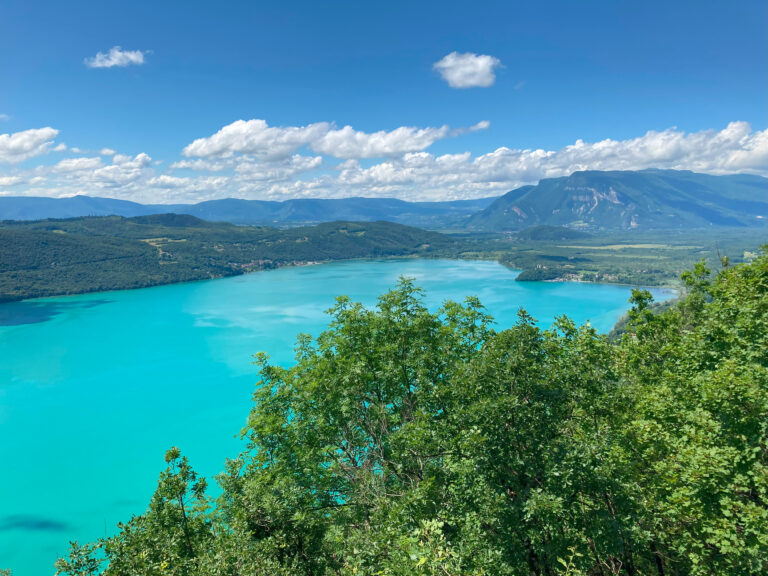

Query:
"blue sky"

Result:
[[0, 0, 765, 202]]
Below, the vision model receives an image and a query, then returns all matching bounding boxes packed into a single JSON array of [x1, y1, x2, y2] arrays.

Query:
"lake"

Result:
[[0, 258, 672, 575]]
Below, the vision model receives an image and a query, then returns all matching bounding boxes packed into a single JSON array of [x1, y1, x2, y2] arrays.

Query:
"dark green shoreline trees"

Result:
[[55, 251, 768, 575]]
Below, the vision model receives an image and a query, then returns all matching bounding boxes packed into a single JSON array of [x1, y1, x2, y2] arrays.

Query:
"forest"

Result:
[[1, 214, 763, 302], [0, 216, 460, 302], [50, 249, 767, 575]]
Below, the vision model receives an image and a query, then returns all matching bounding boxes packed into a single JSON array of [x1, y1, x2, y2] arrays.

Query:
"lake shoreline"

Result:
[[1, 254, 682, 306]]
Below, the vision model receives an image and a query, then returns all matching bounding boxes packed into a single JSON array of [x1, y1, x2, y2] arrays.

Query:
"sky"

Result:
[[0, 0, 766, 203]]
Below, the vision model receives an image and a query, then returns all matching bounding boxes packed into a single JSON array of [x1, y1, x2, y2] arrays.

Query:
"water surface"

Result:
[[0, 259, 672, 574]]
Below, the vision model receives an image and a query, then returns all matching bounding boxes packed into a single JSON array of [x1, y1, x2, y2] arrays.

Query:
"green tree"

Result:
[[56, 253, 768, 575]]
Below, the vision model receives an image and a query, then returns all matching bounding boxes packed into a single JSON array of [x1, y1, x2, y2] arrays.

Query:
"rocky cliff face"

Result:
[[467, 169, 768, 231]]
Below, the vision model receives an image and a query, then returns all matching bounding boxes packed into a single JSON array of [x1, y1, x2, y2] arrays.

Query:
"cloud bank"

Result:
[[182, 119, 489, 160], [433, 52, 502, 88], [1, 121, 766, 203], [85, 46, 148, 69]]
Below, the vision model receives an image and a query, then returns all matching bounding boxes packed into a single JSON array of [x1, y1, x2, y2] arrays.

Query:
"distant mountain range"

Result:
[[0, 195, 497, 229], [468, 170, 767, 231], [1, 170, 765, 231]]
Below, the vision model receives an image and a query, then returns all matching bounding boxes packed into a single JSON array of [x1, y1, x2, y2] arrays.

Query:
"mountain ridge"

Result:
[[468, 169, 767, 231], [2, 170, 765, 231], [0, 195, 498, 229]]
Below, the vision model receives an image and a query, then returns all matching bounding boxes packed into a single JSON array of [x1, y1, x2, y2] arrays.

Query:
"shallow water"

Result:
[[0, 259, 672, 575]]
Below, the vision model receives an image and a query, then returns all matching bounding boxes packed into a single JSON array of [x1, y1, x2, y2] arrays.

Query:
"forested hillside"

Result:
[[53, 250, 768, 576], [0, 216, 459, 302]]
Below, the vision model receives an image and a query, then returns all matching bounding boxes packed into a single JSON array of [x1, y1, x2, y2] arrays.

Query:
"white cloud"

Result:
[[234, 155, 323, 181], [312, 125, 451, 158], [85, 46, 147, 69], [182, 118, 487, 160], [54, 157, 103, 172], [182, 119, 331, 159], [0, 114, 9, 121], [4, 122, 766, 203], [148, 175, 191, 188], [324, 122, 768, 200], [0, 127, 59, 163], [88, 153, 152, 187], [433, 52, 502, 89], [100, 148, 116, 156], [170, 158, 231, 171], [0, 176, 22, 186]]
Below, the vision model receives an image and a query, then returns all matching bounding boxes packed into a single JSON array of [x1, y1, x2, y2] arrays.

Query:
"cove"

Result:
[[0, 258, 672, 575]]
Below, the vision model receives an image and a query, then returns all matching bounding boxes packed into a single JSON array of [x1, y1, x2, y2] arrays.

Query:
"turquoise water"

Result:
[[0, 259, 672, 575]]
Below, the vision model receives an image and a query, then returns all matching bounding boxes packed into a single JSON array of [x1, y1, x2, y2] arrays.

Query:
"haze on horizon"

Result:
[[0, 0, 766, 204]]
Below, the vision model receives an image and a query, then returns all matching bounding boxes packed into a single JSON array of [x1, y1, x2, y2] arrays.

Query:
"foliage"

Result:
[[3, 212, 764, 304], [56, 249, 768, 575], [0, 217, 461, 302]]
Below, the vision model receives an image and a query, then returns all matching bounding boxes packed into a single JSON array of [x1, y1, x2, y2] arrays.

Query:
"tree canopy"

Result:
[[53, 249, 768, 575]]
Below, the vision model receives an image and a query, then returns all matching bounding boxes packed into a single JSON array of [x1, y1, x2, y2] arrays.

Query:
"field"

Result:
[[461, 227, 767, 286]]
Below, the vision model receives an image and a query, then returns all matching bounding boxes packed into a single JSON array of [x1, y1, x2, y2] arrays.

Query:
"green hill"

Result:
[[0, 216, 460, 302], [468, 170, 768, 231]]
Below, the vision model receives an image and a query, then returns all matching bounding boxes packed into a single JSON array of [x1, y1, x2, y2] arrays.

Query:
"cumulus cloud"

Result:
[[182, 119, 330, 159], [182, 118, 488, 160], [312, 125, 451, 158], [0, 127, 59, 163], [234, 154, 323, 181], [325, 122, 768, 200], [85, 46, 147, 69], [433, 52, 502, 88], [0, 175, 22, 186], [5, 122, 767, 203], [53, 157, 103, 172], [170, 158, 231, 172]]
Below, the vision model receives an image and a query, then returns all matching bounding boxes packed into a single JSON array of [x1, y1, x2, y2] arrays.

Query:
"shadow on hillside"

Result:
[[0, 299, 112, 326]]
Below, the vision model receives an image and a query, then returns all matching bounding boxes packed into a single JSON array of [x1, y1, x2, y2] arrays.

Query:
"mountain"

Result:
[[4, 170, 765, 232], [468, 170, 768, 231], [0, 195, 152, 220], [0, 195, 498, 229]]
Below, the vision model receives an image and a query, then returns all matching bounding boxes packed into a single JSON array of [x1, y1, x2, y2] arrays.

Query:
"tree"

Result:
[[56, 253, 768, 575]]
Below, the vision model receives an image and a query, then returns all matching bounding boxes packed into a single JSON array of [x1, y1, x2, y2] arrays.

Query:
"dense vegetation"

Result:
[[3, 211, 764, 303], [484, 228, 766, 286], [51, 250, 768, 575], [0, 216, 460, 302]]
